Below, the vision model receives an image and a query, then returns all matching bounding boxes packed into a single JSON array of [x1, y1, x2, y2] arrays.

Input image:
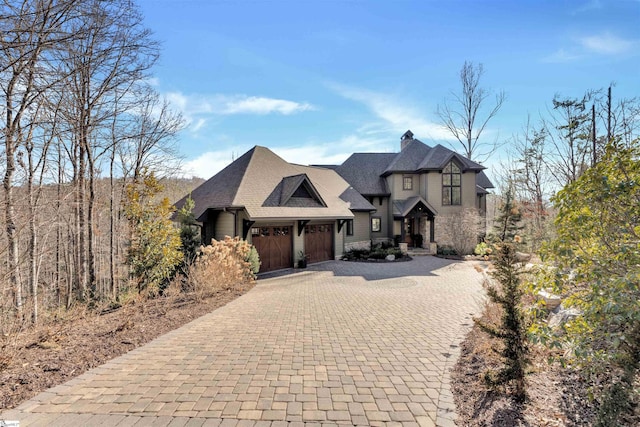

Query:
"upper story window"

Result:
[[442, 161, 461, 205], [403, 176, 413, 190]]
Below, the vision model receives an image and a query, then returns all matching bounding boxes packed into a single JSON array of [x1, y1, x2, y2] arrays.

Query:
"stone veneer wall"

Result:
[[344, 240, 371, 252]]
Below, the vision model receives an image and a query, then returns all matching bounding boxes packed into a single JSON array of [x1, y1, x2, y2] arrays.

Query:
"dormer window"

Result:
[[442, 161, 461, 205], [403, 176, 413, 190]]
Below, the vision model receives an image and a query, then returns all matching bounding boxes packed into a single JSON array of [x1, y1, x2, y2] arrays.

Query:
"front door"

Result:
[[404, 217, 414, 245]]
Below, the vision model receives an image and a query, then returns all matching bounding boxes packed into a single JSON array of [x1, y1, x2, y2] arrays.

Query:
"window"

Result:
[[371, 217, 381, 232], [442, 161, 462, 205], [346, 219, 353, 236], [403, 176, 413, 190]]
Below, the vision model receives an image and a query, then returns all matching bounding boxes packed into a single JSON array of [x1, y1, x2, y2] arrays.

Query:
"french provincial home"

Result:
[[175, 130, 494, 272]]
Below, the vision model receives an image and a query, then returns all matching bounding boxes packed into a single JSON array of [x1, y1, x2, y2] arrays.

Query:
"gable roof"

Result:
[[393, 196, 438, 218], [262, 174, 327, 208], [176, 146, 370, 222], [383, 138, 486, 175], [334, 153, 395, 196]]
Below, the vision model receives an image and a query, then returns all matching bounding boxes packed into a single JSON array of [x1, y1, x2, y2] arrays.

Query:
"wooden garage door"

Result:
[[251, 226, 292, 272], [304, 224, 334, 264]]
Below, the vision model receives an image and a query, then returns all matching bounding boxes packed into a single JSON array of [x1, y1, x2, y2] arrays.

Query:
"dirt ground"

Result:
[[0, 282, 253, 411], [451, 318, 601, 427]]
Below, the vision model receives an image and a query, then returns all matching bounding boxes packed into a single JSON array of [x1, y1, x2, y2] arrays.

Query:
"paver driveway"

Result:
[[1, 256, 484, 427]]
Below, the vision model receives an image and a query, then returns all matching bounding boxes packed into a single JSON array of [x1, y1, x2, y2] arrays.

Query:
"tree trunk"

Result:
[[110, 146, 116, 298], [3, 80, 23, 316]]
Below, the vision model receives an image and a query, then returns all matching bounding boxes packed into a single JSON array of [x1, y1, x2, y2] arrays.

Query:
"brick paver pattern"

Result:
[[1, 256, 485, 427]]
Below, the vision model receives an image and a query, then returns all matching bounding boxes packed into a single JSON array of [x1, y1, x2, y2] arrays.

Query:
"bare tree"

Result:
[[58, 0, 159, 298], [437, 61, 506, 161], [596, 85, 640, 148], [0, 0, 184, 323], [506, 117, 552, 252], [1, 0, 78, 317], [120, 85, 184, 183], [544, 93, 594, 186]]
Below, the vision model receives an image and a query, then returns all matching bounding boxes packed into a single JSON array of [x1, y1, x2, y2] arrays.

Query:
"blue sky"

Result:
[[138, 0, 640, 181]]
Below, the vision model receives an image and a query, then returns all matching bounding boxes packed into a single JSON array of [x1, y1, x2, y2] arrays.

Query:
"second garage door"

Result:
[[304, 224, 334, 264], [251, 226, 292, 272]]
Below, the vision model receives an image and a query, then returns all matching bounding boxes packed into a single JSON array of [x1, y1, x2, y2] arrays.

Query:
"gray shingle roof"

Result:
[[334, 153, 395, 196], [383, 139, 486, 174], [174, 147, 254, 220], [339, 187, 376, 212], [176, 146, 369, 222], [476, 170, 495, 189], [392, 196, 438, 217], [383, 139, 432, 173]]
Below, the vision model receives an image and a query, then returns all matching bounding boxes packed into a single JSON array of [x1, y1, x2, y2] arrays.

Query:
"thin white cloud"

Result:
[[544, 32, 638, 62], [222, 96, 314, 115], [572, 0, 603, 14], [327, 82, 454, 142], [579, 32, 636, 55], [183, 149, 244, 179], [542, 48, 583, 63], [163, 92, 314, 135]]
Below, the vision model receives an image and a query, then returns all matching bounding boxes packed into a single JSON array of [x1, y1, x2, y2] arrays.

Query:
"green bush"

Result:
[[246, 245, 261, 277], [474, 242, 493, 256], [437, 245, 457, 256], [342, 246, 403, 261]]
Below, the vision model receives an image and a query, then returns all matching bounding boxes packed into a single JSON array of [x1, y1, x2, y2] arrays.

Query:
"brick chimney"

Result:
[[401, 130, 414, 150]]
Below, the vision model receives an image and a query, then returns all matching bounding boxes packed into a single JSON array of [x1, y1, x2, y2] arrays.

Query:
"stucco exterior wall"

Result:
[[293, 221, 304, 262], [345, 212, 370, 243], [420, 173, 430, 200], [369, 196, 390, 241], [390, 173, 419, 198], [334, 221, 344, 259], [344, 212, 372, 252], [215, 211, 236, 241], [425, 170, 476, 211]]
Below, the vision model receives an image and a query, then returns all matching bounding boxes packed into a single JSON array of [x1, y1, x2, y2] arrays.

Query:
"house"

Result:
[[175, 130, 494, 272]]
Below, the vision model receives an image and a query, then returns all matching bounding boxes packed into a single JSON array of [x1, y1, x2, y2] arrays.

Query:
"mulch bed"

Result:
[[451, 306, 600, 426], [0, 282, 254, 411], [341, 255, 413, 263]]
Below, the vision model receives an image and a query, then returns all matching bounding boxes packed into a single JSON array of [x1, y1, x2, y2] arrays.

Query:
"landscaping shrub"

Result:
[[437, 245, 458, 257], [531, 141, 640, 426], [342, 245, 403, 261], [185, 236, 257, 299], [474, 242, 492, 256], [246, 245, 261, 276]]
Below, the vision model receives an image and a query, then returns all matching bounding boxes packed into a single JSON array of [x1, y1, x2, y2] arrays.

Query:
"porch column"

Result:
[[429, 216, 435, 243]]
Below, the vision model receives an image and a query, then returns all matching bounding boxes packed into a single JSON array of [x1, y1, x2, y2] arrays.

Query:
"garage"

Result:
[[251, 226, 292, 272], [304, 223, 334, 264]]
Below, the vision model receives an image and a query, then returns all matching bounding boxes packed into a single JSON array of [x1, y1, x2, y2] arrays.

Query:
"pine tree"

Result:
[[477, 189, 528, 402], [491, 182, 523, 243], [476, 242, 528, 402]]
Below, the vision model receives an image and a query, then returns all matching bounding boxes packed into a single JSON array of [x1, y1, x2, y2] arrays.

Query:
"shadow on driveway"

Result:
[[258, 255, 462, 282]]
